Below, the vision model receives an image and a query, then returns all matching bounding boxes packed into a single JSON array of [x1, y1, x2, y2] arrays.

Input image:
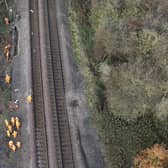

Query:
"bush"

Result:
[[133, 144, 168, 168]]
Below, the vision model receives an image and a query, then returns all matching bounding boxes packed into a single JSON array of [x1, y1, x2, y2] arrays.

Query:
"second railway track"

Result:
[[30, 0, 74, 167]]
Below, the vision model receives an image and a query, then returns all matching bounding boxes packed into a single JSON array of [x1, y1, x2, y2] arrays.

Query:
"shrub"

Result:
[[133, 144, 168, 168]]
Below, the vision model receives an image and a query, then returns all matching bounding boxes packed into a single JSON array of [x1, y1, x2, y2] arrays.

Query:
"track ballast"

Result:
[[30, 0, 74, 167]]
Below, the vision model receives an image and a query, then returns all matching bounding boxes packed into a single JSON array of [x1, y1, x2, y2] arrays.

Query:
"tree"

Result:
[[133, 144, 168, 168]]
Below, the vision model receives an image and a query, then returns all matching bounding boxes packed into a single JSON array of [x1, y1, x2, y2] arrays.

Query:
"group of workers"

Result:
[[3, 16, 33, 153], [5, 117, 21, 152], [3, 17, 12, 84], [5, 95, 32, 153], [2, 16, 21, 153], [4, 44, 11, 62], [4, 17, 11, 61]]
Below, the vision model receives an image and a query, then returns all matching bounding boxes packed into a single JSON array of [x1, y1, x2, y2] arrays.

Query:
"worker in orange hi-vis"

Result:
[[6, 130, 11, 137], [16, 141, 21, 149], [4, 44, 11, 53], [4, 46, 8, 55], [7, 124, 13, 133], [4, 119, 9, 128], [15, 117, 21, 130], [5, 74, 11, 84], [6, 51, 10, 61], [11, 117, 15, 126], [4, 17, 9, 25], [4, 44, 11, 61], [8, 140, 14, 148], [12, 130, 18, 138], [11, 144, 16, 152], [27, 95, 32, 103]]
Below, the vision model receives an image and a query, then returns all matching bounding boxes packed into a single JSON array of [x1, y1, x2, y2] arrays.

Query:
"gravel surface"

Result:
[[12, 0, 35, 167]]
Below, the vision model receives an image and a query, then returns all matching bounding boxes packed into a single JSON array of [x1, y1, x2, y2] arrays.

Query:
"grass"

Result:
[[0, 0, 11, 33], [69, 9, 99, 113]]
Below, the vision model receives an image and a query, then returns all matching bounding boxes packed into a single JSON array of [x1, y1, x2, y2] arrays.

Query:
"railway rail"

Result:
[[29, 0, 74, 167]]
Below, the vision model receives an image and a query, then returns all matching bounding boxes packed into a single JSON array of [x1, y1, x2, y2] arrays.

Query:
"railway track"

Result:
[[30, 0, 74, 167], [30, 0, 49, 167]]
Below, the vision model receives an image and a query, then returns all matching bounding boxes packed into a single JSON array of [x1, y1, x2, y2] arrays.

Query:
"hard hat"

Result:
[[15, 117, 19, 121], [7, 44, 11, 48], [9, 140, 14, 147]]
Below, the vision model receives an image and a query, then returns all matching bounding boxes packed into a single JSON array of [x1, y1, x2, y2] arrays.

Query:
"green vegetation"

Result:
[[0, 0, 10, 33], [69, 0, 168, 167]]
